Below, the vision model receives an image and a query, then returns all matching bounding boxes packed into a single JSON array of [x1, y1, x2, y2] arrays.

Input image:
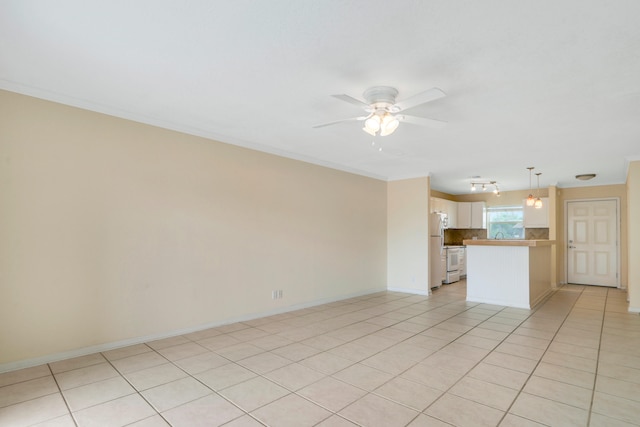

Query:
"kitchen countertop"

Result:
[[463, 239, 555, 247]]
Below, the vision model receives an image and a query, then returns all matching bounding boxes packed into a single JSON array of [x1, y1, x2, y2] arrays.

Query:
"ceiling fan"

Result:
[[314, 86, 447, 136]]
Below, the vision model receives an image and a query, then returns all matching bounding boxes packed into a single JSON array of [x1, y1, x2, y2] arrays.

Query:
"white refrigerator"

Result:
[[429, 213, 444, 289]]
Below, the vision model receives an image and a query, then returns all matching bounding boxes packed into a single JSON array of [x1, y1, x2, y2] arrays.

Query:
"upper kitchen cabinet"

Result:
[[523, 197, 549, 228], [457, 201, 486, 229], [430, 197, 458, 228], [471, 201, 486, 228], [430, 197, 445, 214], [445, 199, 458, 228]]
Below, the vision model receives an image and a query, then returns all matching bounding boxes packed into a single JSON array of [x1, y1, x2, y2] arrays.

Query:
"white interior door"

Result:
[[567, 200, 618, 286]]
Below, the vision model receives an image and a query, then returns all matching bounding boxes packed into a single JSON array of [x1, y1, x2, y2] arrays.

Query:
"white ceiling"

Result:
[[2, 0, 640, 194]]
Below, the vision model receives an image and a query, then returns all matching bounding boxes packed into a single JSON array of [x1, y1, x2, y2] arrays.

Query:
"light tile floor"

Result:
[[1, 280, 640, 426]]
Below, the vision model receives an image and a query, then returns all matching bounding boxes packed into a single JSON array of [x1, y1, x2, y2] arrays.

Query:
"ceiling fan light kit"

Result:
[[362, 110, 400, 136]]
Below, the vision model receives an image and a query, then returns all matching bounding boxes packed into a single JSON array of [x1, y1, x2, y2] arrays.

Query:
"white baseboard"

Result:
[[0, 286, 385, 374], [530, 289, 554, 309], [386, 286, 429, 296], [466, 296, 531, 310], [628, 306, 640, 314]]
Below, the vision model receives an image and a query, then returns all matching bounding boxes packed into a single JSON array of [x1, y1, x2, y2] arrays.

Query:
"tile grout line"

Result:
[[46, 362, 79, 427], [586, 288, 609, 427], [100, 347, 177, 427]]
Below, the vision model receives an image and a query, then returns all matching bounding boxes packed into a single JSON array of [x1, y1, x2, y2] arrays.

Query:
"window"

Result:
[[487, 206, 524, 239]]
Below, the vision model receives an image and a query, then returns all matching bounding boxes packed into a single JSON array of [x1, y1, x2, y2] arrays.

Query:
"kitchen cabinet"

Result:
[[430, 197, 458, 228], [471, 202, 486, 229], [457, 202, 486, 229], [444, 199, 458, 228], [523, 197, 549, 228], [457, 202, 470, 228], [430, 197, 445, 214]]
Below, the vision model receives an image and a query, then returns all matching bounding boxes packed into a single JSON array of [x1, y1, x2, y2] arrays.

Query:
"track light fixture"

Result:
[[470, 180, 500, 196]]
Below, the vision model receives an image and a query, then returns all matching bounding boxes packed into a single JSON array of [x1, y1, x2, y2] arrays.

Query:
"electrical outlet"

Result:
[[272, 290, 277, 300]]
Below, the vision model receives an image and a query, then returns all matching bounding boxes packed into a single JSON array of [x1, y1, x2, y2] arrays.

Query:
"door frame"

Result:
[[564, 197, 621, 287]]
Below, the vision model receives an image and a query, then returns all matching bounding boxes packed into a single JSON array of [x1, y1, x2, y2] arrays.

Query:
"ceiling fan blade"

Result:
[[331, 94, 370, 108], [398, 114, 447, 129], [313, 116, 367, 128], [395, 87, 446, 111]]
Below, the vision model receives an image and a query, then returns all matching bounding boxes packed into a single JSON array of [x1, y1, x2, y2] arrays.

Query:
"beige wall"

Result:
[[0, 90, 388, 368], [387, 177, 430, 294], [430, 189, 454, 200], [627, 161, 640, 311]]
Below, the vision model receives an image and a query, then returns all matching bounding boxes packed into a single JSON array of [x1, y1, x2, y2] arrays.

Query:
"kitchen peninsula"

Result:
[[462, 239, 556, 309]]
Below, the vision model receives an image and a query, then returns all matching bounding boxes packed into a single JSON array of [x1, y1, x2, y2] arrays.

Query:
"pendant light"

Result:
[[526, 167, 535, 206], [534, 172, 543, 209]]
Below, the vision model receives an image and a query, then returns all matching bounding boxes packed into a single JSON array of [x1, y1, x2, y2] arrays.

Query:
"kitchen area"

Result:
[[429, 193, 553, 306]]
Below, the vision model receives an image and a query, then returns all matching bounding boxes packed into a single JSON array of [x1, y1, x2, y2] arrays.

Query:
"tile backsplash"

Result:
[[445, 229, 487, 245], [444, 228, 549, 244], [525, 228, 549, 240]]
